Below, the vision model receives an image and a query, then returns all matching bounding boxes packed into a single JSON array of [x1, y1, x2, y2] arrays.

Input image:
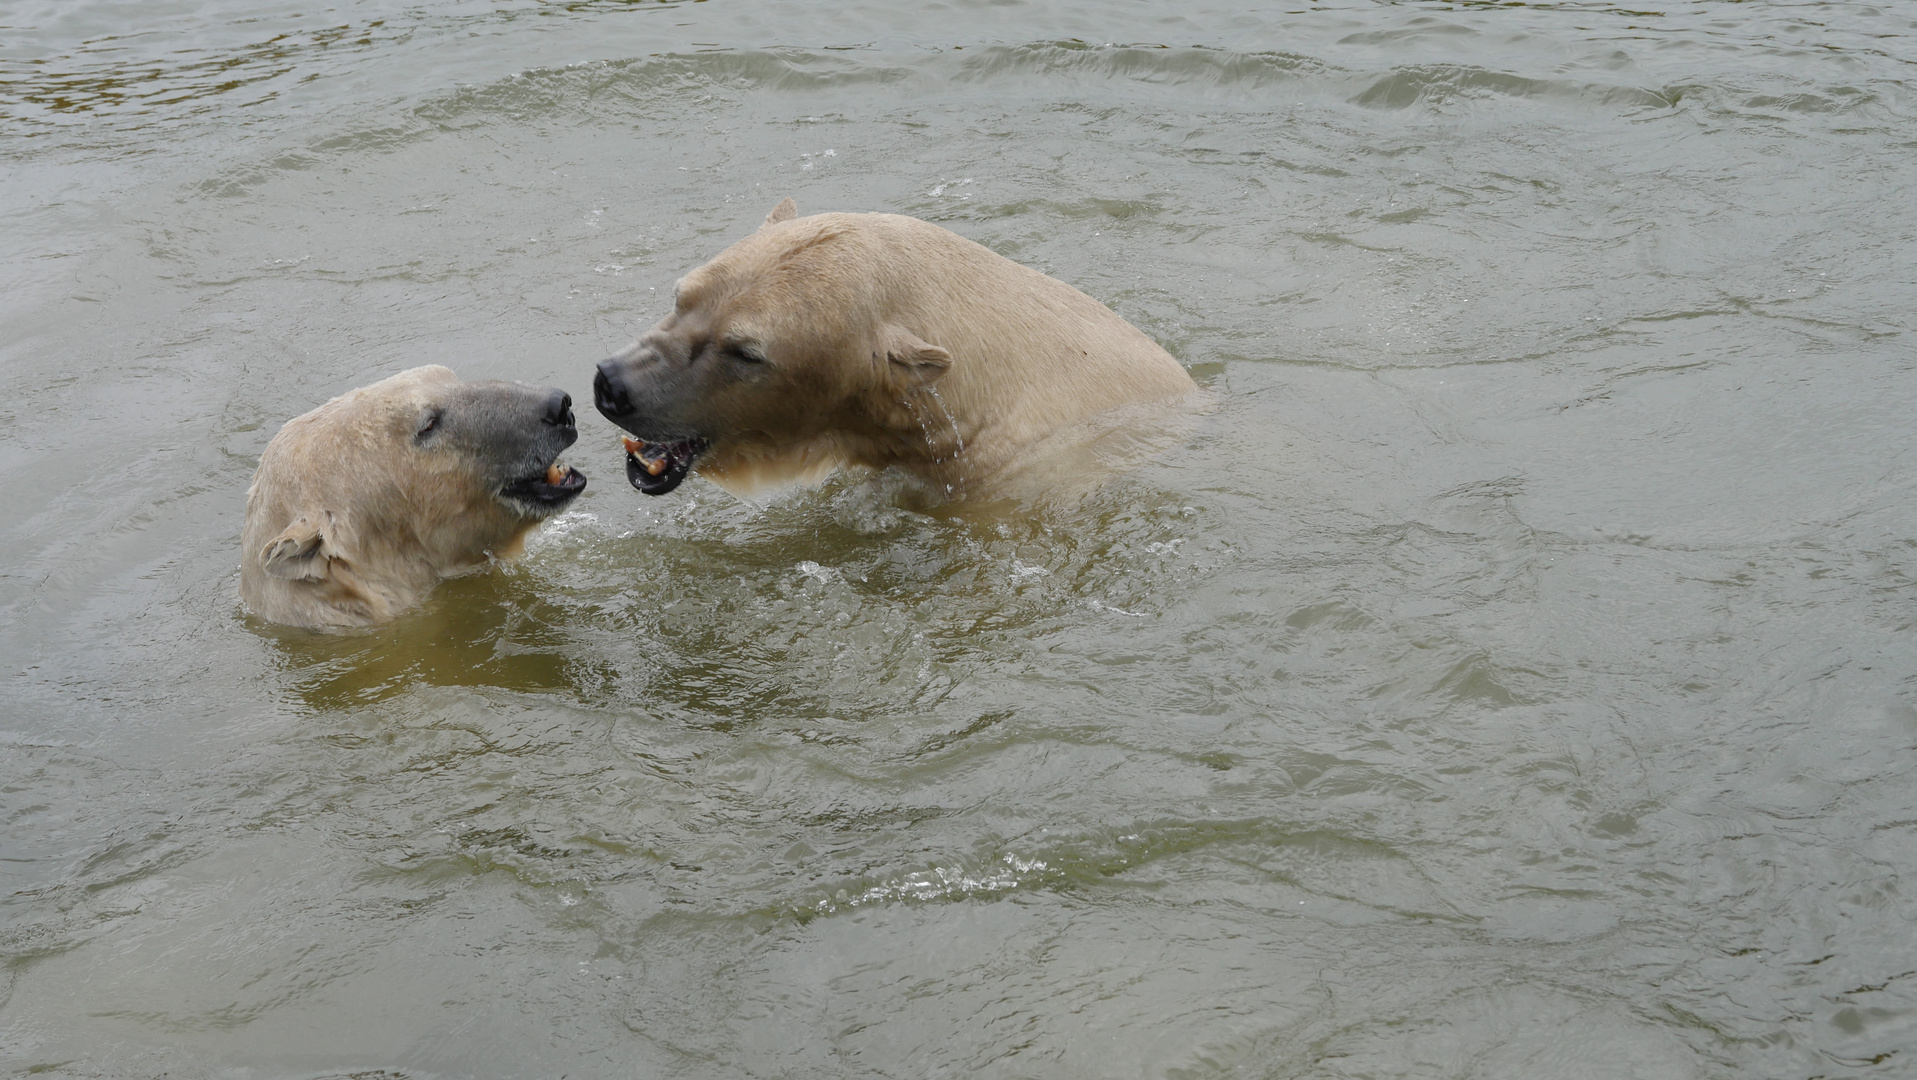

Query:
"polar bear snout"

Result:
[[540, 388, 575, 429], [594, 356, 637, 420], [438, 379, 584, 502], [594, 337, 687, 432], [594, 343, 716, 497]]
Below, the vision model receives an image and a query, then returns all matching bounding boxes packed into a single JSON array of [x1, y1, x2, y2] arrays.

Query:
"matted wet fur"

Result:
[[240, 365, 586, 627], [593, 199, 1199, 504]]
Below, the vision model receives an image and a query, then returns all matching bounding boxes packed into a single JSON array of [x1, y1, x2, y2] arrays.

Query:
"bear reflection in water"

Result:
[[254, 569, 589, 709]]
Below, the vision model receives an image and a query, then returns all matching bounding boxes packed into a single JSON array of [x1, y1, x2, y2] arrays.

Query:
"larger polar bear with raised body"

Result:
[[592, 199, 1197, 503]]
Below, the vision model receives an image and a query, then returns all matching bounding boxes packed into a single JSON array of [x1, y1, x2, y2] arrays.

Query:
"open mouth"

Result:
[[500, 460, 588, 513], [622, 436, 708, 496]]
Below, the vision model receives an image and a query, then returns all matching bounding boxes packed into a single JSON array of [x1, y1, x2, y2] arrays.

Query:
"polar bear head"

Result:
[[240, 365, 586, 627]]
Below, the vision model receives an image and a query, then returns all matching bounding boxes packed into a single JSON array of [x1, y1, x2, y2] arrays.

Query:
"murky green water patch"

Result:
[[3, 1, 1916, 1076]]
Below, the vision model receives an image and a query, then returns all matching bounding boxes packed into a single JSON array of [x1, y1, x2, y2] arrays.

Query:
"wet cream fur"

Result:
[[240, 366, 549, 628], [636, 199, 1197, 500]]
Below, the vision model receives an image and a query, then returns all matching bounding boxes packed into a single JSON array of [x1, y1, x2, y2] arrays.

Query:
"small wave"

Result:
[[411, 50, 916, 130], [1659, 79, 1887, 121], [792, 818, 1454, 922], [0, 20, 409, 136], [949, 41, 1328, 93], [1349, 63, 1673, 112], [445, 44, 1703, 124], [806, 851, 1060, 915]]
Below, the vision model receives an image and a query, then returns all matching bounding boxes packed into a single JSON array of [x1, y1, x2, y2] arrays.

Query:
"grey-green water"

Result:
[[4, 2, 1916, 1076]]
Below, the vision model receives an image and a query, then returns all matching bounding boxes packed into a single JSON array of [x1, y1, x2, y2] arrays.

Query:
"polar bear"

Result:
[[591, 199, 1197, 502], [240, 365, 587, 627]]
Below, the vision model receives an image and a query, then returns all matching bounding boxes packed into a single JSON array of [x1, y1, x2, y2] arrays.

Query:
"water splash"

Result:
[[523, 509, 599, 552], [902, 385, 969, 495], [807, 851, 1056, 917]]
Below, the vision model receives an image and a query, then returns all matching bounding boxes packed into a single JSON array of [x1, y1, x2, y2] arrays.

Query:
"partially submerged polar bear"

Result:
[[592, 199, 1197, 502], [240, 365, 587, 627]]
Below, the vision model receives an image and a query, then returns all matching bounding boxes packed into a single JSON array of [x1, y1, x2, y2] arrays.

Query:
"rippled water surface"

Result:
[[4, 1, 1916, 1076]]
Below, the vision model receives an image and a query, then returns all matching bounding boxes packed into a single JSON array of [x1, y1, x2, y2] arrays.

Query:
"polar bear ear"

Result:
[[761, 197, 798, 230], [882, 325, 952, 390], [259, 514, 339, 582]]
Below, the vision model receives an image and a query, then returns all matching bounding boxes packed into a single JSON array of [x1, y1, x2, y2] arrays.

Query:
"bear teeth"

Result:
[[621, 436, 670, 475], [545, 462, 566, 485]]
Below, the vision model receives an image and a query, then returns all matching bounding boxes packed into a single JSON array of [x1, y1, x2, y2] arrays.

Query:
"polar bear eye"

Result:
[[415, 408, 444, 442], [726, 342, 767, 364]]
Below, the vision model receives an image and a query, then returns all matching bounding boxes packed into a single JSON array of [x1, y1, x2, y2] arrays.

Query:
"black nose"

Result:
[[543, 389, 575, 428], [594, 360, 634, 418]]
